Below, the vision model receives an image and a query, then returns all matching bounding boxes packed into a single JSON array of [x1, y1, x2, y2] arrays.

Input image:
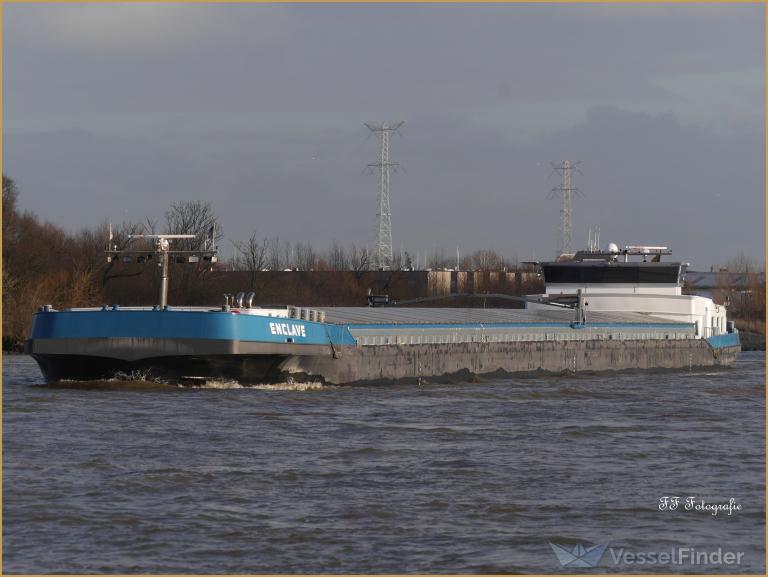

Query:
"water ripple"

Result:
[[3, 353, 764, 574]]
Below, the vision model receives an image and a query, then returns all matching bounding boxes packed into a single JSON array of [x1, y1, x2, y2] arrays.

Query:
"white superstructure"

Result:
[[527, 245, 730, 338]]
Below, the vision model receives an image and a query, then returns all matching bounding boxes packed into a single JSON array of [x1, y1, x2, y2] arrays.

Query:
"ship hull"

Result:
[[29, 352, 289, 384], [25, 307, 741, 386], [28, 335, 740, 386], [274, 337, 740, 385]]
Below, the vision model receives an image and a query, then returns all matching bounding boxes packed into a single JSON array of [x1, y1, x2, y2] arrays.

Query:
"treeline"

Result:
[[712, 254, 766, 336], [1, 175, 527, 349], [4, 174, 764, 349], [4, 176, 104, 348], [2, 176, 230, 348], [230, 234, 519, 273]]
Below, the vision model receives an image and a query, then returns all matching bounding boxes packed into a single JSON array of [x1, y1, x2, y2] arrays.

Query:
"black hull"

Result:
[[31, 354, 288, 385]]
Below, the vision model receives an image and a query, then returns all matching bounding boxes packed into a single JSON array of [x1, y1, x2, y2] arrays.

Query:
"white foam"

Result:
[[249, 381, 326, 391], [188, 379, 244, 389], [180, 378, 327, 391], [60, 375, 328, 391], [112, 369, 166, 383]]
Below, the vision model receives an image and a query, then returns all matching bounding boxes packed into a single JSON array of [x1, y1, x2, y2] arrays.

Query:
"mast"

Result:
[[107, 232, 218, 307]]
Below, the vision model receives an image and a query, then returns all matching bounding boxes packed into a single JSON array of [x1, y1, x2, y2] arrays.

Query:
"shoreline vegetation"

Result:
[[3, 175, 765, 352]]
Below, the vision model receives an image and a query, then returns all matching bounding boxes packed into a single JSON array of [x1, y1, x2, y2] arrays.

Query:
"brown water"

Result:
[[3, 353, 765, 573]]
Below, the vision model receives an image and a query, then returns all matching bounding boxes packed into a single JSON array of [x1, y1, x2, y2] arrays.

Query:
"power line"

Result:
[[365, 121, 404, 270], [549, 160, 582, 257]]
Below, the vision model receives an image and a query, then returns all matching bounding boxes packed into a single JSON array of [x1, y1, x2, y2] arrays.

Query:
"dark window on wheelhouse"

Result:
[[542, 263, 682, 284]]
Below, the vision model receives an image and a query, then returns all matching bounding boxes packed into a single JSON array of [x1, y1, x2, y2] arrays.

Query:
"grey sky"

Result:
[[3, 3, 765, 268]]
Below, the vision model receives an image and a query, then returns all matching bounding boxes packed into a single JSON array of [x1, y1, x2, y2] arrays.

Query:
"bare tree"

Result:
[[401, 250, 414, 271], [232, 230, 270, 286], [349, 244, 370, 278], [281, 240, 294, 270], [98, 220, 146, 286], [144, 216, 158, 235], [268, 236, 283, 271], [427, 248, 448, 270], [164, 200, 222, 251], [472, 249, 502, 271], [391, 249, 405, 271], [723, 251, 756, 274], [328, 239, 348, 270], [295, 241, 318, 271], [2, 175, 19, 309], [2, 175, 18, 238], [163, 201, 223, 304]]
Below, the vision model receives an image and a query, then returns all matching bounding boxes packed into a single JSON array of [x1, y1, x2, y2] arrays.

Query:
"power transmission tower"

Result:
[[550, 160, 582, 257], [365, 121, 404, 270]]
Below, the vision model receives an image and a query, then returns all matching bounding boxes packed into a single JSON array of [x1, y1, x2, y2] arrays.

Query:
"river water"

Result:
[[3, 353, 765, 573]]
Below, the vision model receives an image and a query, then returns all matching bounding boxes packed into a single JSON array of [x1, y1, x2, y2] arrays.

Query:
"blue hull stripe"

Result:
[[33, 310, 732, 351], [30, 310, 357, 346]]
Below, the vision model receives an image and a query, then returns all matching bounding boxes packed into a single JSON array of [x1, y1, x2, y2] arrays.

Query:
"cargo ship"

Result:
[[26, 238, 740, 385]]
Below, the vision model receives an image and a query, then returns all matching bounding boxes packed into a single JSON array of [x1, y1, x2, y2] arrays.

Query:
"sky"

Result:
[[3, 3, 765, 269]]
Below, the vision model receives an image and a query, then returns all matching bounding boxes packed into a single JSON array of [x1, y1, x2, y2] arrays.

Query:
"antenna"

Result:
[[107, 232, 218, 308], [549, 160, 582, 257], [365, 121, 404, 270], [587, 225, 600, 252], [107, 222, 114, 252]]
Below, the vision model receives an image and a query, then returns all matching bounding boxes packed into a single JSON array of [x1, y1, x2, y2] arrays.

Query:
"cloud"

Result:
[[4, 106, 763, 269], [5, 3, 762, 119], [20, 3, 297, 49], [652, 67, 765, 133], [3, 4, 763, 268]]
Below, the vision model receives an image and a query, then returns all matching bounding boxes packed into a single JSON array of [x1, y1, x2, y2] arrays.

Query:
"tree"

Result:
[[327, 240, 348, 270], [2, 175, 18, 250], [295, 241, 318, 271], [101, 220, 147, 288], [165, 200, 222, 251], [427, 248, 448, 270], [2, 176, 113, 347], [281, 240, 294, 270], [723, 251, 756, 274], [349, 244, 370, 278], [164, 201, 223, 304], [268, 236, 283, 271], [472, 249, 502, 271], [232, 231, 270, 287], [401, 250, 414, 271]]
